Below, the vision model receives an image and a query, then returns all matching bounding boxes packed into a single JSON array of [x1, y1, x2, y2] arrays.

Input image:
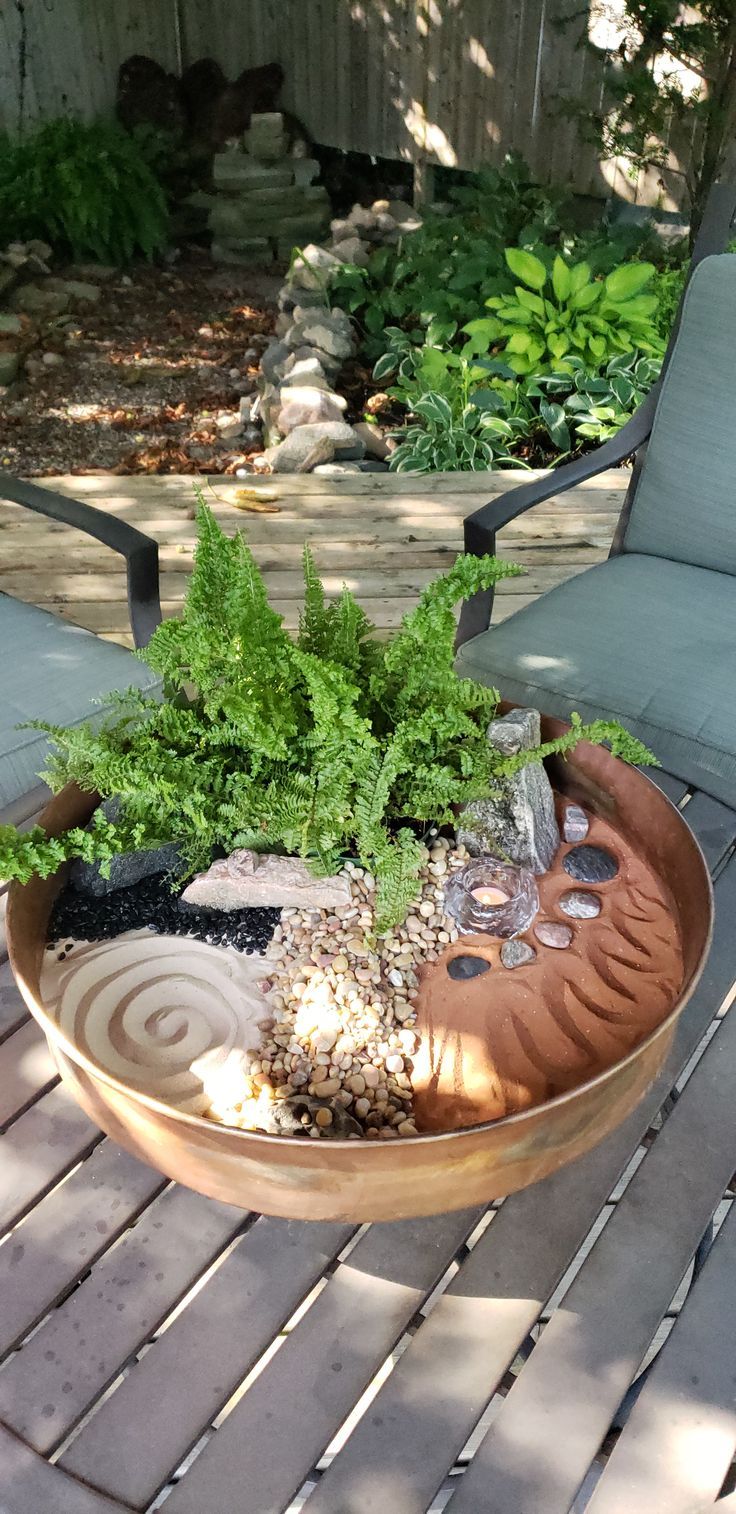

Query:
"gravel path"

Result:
[[0, 256, 279, 476]]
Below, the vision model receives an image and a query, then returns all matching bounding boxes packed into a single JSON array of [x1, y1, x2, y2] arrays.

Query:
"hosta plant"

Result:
[[0, 501, 654, 931], [530, 352, 662, 450], [463, 248, 665, 375]]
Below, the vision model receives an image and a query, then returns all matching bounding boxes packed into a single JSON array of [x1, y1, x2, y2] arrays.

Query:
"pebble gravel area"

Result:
[[49, 871, 279, 955], [0, 257, 278, 476], [224, 836, 469, 1140]]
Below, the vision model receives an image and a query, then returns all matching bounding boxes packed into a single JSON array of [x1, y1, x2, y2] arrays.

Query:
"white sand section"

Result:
[[41, 930, 269, 1114]]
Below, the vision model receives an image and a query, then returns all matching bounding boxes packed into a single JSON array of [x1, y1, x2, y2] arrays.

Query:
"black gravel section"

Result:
[[48, 872, 280, 954]]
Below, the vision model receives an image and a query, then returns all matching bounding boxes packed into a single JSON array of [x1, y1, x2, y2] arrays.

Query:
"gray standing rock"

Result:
[[457, 707, 561, 875], [71, 800, 182, 897]]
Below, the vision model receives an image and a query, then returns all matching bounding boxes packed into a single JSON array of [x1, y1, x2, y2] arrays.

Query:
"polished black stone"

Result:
[[447, 954, 491, 980], [563, 844, 619, 884]]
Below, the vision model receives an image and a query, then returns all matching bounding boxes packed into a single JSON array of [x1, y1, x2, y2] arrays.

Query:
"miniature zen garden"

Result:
[[0, 42, 722, 1148], [0, 500, 691, 1145]]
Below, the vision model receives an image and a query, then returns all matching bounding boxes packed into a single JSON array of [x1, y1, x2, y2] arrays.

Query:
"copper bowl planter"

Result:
[[7, 718, 713, 1223]]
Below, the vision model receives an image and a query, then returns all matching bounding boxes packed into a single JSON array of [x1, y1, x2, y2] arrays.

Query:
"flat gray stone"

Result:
[[559, 889, 601, 919], [71, 801, 181, 897], [268, 421, 365, 472], [457, 708, 561, 875], [260, 340, 291, 383], [285, 318, 353, 361], [563, 803, 590, 843], [278, 386, 346, 433], [213, 156, 292, 191], [181, 848, 351, 911], [500, 939, 536, 969], [288, 243, 343, 291], [534, 920, 573, 949]]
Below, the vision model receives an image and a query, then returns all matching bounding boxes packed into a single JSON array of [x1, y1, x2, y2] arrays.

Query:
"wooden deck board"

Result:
[[0, 471, 627, 646]]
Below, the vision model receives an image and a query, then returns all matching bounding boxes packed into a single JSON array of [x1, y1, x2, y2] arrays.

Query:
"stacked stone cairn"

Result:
[[252, 197, 423, 474], [208, 112, 331, 265]]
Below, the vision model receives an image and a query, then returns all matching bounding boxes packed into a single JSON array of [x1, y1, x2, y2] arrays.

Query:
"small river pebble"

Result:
[[563, 804, 590, 843], [559, 889, 601, 920], [447, 954, 491, 981], [500, 939, 536, 969], [534, 920, 574, 949]]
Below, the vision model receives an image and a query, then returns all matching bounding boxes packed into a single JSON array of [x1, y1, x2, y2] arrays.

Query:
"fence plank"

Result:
[[0, 0, 688, 205]]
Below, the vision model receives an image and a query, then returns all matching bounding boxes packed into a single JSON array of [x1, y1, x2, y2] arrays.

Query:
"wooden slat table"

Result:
[[0, 771, 734, 1514]]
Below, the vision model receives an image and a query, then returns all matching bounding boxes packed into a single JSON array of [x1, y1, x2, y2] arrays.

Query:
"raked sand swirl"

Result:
[[41, 930, 270, 1115]]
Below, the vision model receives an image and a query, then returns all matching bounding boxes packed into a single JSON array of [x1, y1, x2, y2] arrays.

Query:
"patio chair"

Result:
[[0, 477, 161, 829], [456, 182, 736, 806]]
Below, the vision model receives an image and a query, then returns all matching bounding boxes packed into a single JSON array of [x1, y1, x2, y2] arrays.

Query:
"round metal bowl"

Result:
[[7, 719, 713, 1222]]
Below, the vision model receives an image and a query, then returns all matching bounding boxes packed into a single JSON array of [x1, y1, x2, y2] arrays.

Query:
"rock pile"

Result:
[[250, 198, 424, 472], [325, 197, 422, 266], [0, 241, 105, 389], [206, 112, 331, 265]]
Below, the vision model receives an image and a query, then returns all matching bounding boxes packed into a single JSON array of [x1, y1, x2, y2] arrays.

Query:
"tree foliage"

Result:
[[575, 1, 736, 233]]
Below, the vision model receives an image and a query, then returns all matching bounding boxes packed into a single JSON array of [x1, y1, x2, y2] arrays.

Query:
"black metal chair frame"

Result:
[[0, 476, 162, 650], [457, 180, 736, 648]]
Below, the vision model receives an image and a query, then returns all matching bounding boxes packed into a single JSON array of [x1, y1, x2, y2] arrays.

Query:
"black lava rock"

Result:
[[563, 844, 619, 884], [447, 954, 491, 981], [49, 871, 279, 955]]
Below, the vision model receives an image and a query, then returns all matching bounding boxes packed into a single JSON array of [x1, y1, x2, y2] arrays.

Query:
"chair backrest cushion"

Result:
[[624, 254, 736, 574]]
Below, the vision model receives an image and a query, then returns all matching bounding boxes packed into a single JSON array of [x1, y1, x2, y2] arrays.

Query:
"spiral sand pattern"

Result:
[[41, 930, 268, 1114]]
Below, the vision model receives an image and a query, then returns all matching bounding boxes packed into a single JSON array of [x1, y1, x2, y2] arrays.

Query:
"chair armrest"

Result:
[[455, 386, 659, 648], [0, 474, 162, 649]]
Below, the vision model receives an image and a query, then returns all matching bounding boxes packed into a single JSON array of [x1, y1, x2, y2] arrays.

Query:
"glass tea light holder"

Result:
[[444, 857, 539, 938]]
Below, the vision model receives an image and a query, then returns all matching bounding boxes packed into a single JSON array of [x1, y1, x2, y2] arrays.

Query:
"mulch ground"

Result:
[[0, 254, 280, 476]]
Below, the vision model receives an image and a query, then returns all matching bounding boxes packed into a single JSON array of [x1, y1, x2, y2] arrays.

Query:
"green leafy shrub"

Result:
[[330, 156, 571, 358], [529, 353, 662, 449], [463, 248, 664, 375], [375, 329, 658, 472], [0, 500, 654, 929], [0, 118, 169, 263]]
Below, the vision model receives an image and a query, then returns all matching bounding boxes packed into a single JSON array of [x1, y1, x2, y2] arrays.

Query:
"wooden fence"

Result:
[[0, 0, 689, 207]]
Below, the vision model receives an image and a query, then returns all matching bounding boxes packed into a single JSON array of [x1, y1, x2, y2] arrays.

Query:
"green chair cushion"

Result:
[[456, 554, 736, 806], [0, 594, 158, 812], [624, 255, 736, 576]]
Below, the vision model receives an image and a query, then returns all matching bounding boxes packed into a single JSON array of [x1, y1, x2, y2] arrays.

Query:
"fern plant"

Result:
[[0, 499, 655, 930], [0, 119, 168, 263]]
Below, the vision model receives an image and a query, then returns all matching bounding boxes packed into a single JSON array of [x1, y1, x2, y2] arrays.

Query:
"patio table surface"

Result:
[[0, 766, 735, 1513]]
